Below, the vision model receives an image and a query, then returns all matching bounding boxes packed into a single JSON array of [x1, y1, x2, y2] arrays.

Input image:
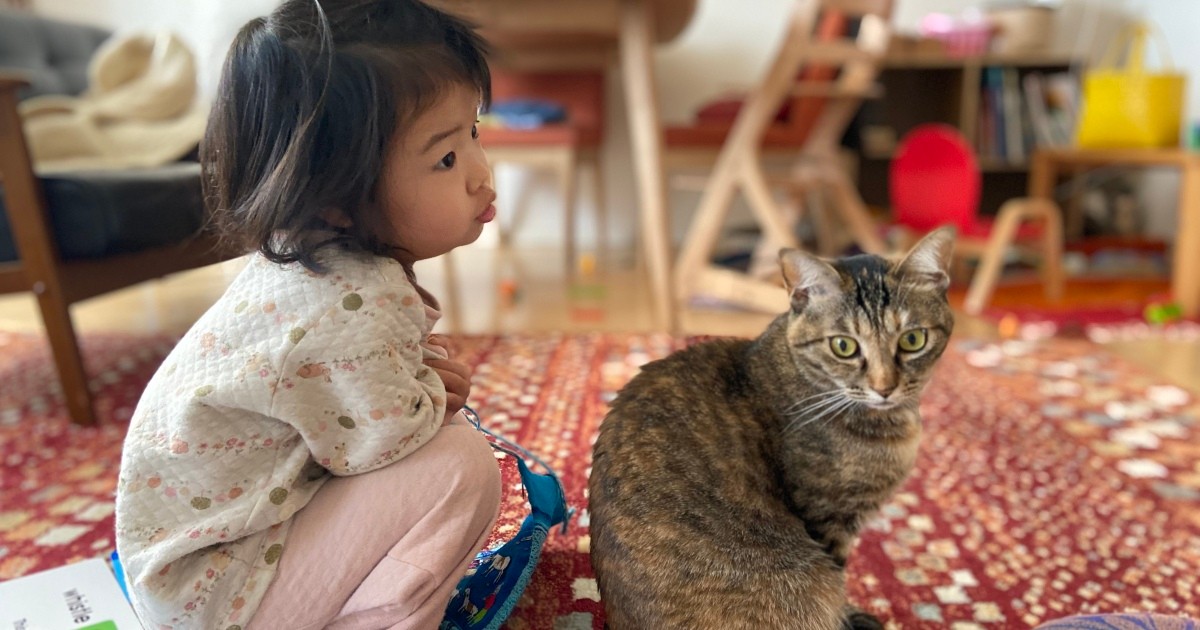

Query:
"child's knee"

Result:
[[438, 425, 502, 517]]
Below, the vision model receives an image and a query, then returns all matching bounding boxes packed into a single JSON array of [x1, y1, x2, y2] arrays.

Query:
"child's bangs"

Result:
[[385, 46, 492, 131]]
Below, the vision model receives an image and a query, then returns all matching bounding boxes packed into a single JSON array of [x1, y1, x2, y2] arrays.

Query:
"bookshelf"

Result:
[[852, 53, 1079, 217]]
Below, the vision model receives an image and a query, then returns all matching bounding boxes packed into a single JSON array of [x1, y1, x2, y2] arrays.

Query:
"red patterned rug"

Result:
[[2, 331, 1199, 628]]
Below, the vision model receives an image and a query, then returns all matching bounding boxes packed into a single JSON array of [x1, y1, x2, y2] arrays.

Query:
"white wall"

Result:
[[33, 0, 1199, 248], [33, 0, 280, 98]]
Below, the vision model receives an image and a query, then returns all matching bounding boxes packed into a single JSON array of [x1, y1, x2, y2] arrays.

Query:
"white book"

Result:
[[0, 558, 141, 630], [1023, 73, 1058, 148]]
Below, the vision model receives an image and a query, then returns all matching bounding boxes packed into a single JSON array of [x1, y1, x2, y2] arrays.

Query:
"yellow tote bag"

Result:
[[1075, 23, 1186, 149]]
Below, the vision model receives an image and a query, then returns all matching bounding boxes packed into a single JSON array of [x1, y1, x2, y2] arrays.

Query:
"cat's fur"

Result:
[[588, 229, 956, 630]]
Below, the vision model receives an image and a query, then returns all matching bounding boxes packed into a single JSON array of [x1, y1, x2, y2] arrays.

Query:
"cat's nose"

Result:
[[872, 385, 896, 398]]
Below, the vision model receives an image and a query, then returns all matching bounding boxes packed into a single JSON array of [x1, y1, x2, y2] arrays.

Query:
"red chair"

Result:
[[889, 124, 1064, 314], [482, 70, 605, 272]]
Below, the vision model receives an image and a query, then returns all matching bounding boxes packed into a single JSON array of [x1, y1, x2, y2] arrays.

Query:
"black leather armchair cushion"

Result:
[[0, 162, 207, 262]]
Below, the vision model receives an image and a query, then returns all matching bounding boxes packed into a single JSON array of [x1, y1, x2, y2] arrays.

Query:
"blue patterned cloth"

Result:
[[440, 408, 572, 630]]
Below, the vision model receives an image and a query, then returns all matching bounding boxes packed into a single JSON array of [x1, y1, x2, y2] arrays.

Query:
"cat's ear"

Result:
[[896, 227, 956, 293], [779, 248, 841, 313]]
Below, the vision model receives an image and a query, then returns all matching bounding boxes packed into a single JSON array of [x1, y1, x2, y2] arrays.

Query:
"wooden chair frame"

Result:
[[892, 197, 1065, 314], [0, 73, 229, 425], [673, 0, 893, 315]]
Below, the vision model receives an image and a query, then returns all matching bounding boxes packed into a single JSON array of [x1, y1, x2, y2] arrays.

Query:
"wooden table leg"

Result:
[[1174, 161, 1200, 317], [619, 0, 676, 332], [1028, 150, 1057, 200]]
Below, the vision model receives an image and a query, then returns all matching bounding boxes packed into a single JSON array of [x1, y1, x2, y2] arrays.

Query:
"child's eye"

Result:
[[471, 123, 479, 140], [438, 151, 457, 170]]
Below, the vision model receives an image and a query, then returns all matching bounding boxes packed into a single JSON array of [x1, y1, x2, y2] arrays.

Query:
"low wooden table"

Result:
[[1028, 147, 1200, 318]]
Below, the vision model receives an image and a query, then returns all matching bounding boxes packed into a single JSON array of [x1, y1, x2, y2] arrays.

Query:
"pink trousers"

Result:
[[248, 419, 502, 630]]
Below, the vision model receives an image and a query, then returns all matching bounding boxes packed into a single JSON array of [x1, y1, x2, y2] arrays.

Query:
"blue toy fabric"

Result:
[[487, 99, 568, 129], [440, 407, 572, 630]]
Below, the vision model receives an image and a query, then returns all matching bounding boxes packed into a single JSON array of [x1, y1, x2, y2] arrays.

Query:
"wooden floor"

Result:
[[1, 242, 1197, 393]]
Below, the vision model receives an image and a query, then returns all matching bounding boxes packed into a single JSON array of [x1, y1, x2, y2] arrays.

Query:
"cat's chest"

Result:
[[843, 431, 920, 485], [783, 420, 921, 499]]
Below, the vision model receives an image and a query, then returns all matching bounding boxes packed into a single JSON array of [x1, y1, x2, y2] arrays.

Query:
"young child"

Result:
[[114, 1, 502, 628]]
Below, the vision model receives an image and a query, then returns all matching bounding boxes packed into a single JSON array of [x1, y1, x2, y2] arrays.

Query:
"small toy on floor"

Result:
[[1144, 295, 1183, 325], [568, 253, 606, 323], [498, 278, 520, 306]]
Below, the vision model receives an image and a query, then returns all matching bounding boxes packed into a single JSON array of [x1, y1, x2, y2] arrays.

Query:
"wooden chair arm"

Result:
[[0, 71, 31, 93], [996, 196, 1062, 222]]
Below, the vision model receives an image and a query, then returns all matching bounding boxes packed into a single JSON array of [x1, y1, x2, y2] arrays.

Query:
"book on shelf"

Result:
[[978, 68, 1080, 163], [1001, 66, 1026, 163], [1023, 72, 1080, 148]]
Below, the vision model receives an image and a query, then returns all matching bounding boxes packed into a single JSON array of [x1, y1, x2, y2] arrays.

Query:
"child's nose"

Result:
[[469, 147, 492, 192]]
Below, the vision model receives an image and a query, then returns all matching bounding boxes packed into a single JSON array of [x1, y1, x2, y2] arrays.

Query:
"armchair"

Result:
[[0, 9, 229, 425]]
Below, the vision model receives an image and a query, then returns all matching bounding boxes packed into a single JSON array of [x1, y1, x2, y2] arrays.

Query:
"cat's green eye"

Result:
[[898, 328, 928, 352], [829, 336, 859, 358]]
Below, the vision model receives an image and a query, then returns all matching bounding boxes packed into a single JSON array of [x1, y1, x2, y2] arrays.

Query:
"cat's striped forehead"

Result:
[[831, 254, 897, 332]]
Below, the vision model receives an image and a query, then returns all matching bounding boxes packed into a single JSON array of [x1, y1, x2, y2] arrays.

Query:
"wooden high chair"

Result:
[[483, 70, 607, 274], [673, 0, 892, 315]]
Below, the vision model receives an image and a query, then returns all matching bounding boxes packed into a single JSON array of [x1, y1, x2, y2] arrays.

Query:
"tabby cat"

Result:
[[589, 228, 955, 629]]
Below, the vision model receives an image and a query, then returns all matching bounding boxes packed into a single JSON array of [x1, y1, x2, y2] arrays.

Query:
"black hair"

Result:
[[202, 0, 491, 270]]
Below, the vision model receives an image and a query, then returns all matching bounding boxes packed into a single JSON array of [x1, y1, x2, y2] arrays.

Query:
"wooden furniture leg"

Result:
[[1039, 198, 1065, 303], [1028, 150, 1057, 200], [560, 148, 580, 275], [588, 148, 610, 269], [37, 291, 95, 425], [1175, 160, 1200, 317], [963, 197, 1064, 315], [620, 0, 675, 330]]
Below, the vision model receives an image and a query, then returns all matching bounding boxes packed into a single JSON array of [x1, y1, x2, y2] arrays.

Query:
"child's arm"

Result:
[[269, 289, 448, 476]]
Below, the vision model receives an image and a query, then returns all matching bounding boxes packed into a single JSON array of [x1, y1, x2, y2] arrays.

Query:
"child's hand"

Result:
[[425, 334, 452, 358], [425, 357, 472, 422]]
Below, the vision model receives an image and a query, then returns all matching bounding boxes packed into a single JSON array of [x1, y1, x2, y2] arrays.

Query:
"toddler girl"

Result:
[[115, 1, 501, 628]]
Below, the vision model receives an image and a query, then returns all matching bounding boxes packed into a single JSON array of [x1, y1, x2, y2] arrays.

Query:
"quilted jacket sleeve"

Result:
[[269, 280, 447, 476]]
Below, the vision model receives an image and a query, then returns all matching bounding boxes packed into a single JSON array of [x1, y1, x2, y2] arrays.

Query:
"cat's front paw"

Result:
[[841, 606, 884, 630]]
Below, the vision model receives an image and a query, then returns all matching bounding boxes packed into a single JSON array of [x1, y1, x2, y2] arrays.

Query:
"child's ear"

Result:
[[320, 208, 353, 229]]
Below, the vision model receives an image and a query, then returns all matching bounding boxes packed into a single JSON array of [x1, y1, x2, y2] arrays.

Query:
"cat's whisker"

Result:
[[817, 398, 859, 430], [781, 390, 842, 414], [789, 400, 852, 434], [784, 392, 847, 422], [784, 393, 854, 433], [781, 398, 843, 422]]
